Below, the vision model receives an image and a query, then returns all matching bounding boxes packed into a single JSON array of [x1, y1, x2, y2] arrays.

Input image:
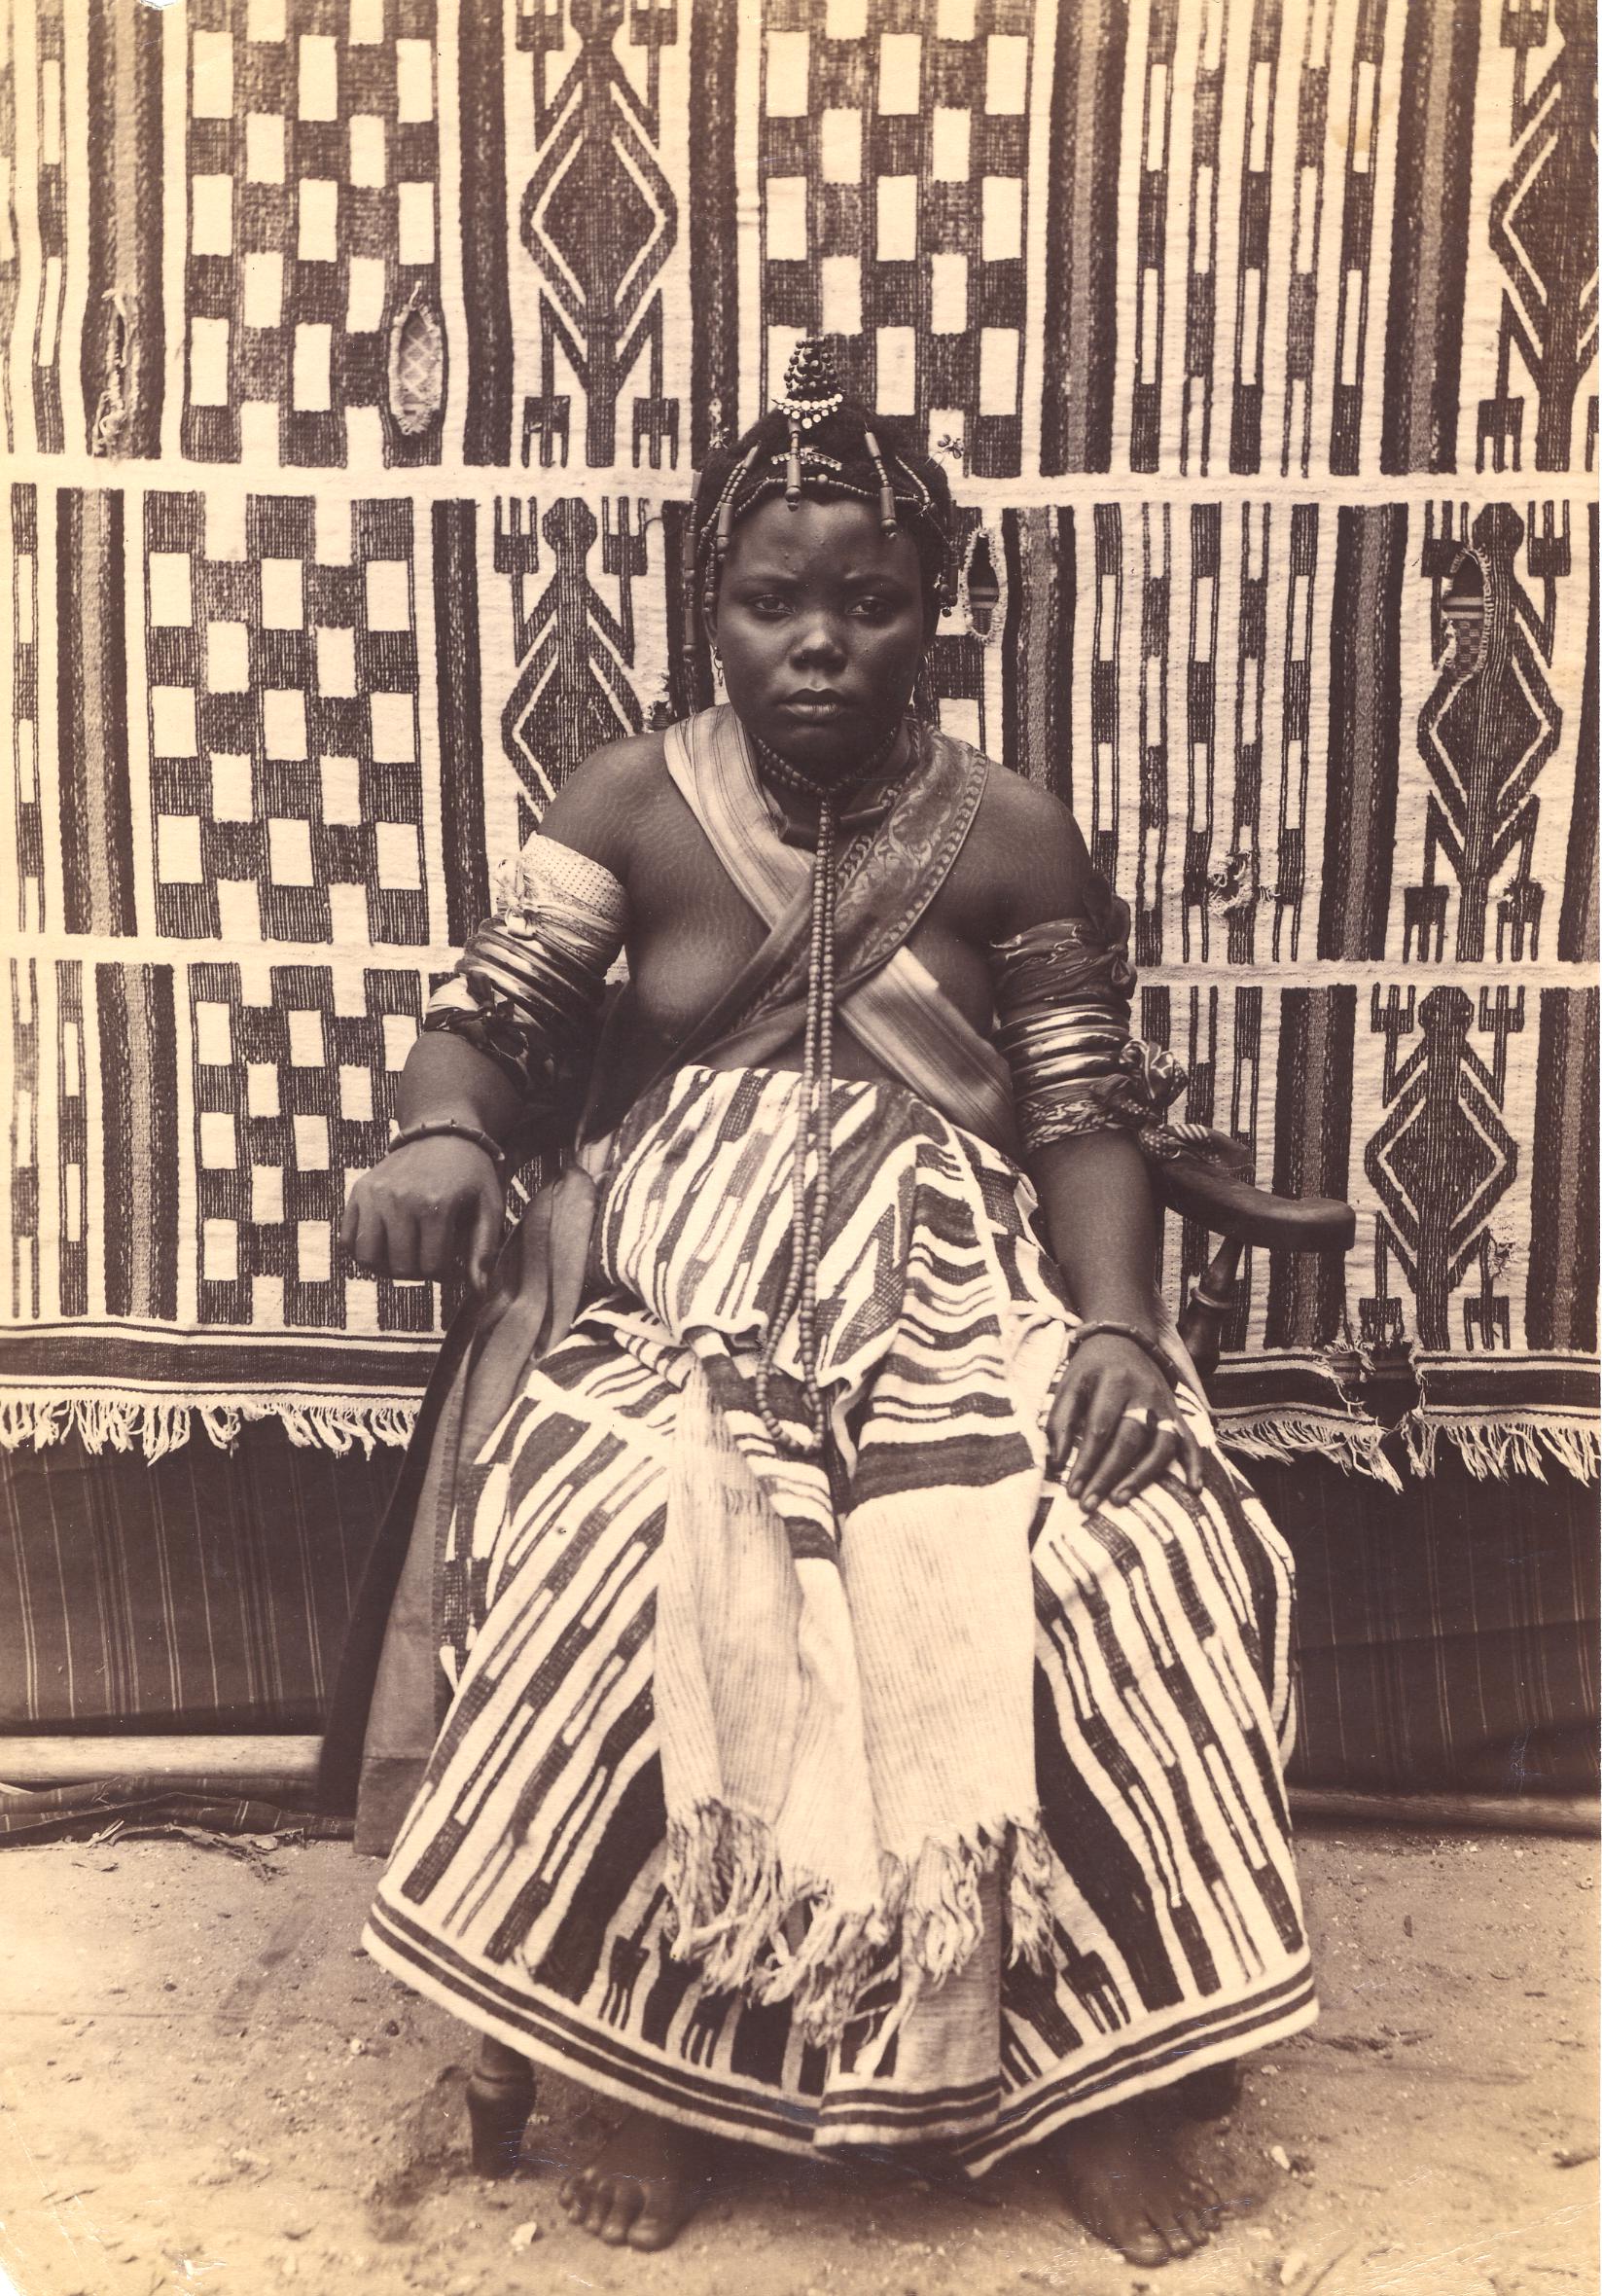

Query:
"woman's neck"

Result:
[[749, 717, 913, 813]]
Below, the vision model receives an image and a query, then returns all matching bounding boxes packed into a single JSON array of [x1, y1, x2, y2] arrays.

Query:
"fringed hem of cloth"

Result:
[[661, 1801, 1054, 2050], [363, 1895, 1317, 2166]]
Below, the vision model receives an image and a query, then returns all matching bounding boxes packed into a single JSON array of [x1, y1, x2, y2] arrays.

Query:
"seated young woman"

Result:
[[334, 343, 1315, 2268]]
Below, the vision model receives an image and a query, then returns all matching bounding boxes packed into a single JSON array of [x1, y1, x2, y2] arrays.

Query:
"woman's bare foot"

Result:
[[557, 2110, 715, 2250], [1052, 2100, 1225, 2266]]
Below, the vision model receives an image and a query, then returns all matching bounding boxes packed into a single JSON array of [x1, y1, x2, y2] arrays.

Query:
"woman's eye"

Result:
[[852, 596, 892, 620]]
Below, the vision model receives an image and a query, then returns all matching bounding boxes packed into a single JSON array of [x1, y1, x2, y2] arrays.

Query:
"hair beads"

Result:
[[713, 444, 761, 571], [776, 337, 845, 512], [861, 431, 899, 541]]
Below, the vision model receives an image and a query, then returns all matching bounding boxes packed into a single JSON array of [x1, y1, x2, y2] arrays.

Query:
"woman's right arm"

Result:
[[339, 742, 644, 1293], [339, 1034, 524, 1294]]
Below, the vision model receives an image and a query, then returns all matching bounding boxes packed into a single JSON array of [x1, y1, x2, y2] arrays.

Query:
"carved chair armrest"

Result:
[[1151, 1151, 1357, 1253], [1147, 1134, 1358, 1387]]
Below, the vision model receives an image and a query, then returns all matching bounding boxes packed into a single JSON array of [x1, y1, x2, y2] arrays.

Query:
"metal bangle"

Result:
[[1064, 1317, 1178, 1386], [387, 1117, 508, 1184]]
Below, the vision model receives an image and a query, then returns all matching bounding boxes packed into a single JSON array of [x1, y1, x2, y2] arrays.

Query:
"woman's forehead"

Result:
[[725, 494, 922, 581]]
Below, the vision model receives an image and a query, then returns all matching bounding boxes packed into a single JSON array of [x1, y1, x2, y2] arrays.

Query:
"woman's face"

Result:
[[709, 494, 928, 777]]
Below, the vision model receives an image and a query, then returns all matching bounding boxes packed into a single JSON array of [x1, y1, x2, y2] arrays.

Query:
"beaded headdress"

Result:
[[683, 339, 957, 689]]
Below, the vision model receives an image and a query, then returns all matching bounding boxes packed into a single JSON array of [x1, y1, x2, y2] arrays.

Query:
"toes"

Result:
[[1186, 2173, 1226, 2219], [1118, 2220, 1171, 2268], [595, 2179, 645, 2246], [1177, 2202, 1213, 2249], [1156, 2208, 1197, 2258], [573, 2173, 612, 2235], [628, 2198, 686, 2252]]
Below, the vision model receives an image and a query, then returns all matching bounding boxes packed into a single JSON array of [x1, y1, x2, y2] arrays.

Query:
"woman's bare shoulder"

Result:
[[963, 760, 1094, 936], [536, 730, 671, 879]]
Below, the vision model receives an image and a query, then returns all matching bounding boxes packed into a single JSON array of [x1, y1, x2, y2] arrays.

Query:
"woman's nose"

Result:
[[790, 616, 847, 667]]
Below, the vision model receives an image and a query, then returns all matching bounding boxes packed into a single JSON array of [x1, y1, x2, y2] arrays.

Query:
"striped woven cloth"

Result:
[[365, 1064, 1314, 2167]]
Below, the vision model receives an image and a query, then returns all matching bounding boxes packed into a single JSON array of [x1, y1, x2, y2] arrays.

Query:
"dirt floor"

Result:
[[0, 1825, 1595, 2296]]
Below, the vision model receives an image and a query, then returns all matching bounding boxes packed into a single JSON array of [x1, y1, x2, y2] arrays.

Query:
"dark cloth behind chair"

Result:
[[0, 1425, 398, 1735], [0, 1429, 1593, 1794]]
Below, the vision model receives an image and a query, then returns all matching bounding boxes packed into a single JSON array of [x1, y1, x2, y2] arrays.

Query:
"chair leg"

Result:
[[465, 2033, 536, 2178], [1178, 1237, 1245, 1389]]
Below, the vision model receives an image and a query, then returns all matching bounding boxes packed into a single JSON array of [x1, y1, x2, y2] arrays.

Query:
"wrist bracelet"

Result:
[[387, 1117, 508, 1184], [1063, 1317, 1177, 1384]]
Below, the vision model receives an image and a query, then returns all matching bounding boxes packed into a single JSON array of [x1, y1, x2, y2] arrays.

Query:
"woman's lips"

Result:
[[779, 693, 852, 717]]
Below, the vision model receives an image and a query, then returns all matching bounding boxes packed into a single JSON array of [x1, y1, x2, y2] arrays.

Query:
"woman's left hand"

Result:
[[1047, 1332, 1203, 1508]]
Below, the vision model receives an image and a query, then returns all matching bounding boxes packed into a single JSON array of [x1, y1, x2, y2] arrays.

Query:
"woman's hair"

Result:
[[686, 341, 957, 637]]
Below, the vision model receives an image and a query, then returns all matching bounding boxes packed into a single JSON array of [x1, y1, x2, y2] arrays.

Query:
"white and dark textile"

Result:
[[0, 1, 1593, 1477], [365, 1062, 1312, 2163]]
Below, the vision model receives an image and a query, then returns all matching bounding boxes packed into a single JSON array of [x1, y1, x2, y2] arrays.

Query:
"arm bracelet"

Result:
[[387, 1117, 508, 1185], [1063, 1318, 1178, 1384], [422, 833, 627, 1123], [989, 910, 1189, 1159]]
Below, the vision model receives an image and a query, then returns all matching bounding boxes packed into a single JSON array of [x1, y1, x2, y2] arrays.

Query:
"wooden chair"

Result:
[[463, 1145, 1358, 2175]]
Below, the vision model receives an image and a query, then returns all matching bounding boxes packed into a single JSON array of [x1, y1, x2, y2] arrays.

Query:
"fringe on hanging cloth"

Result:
[[1212, 1405, 1404, 1488], [1401, 1353, 1601, 1484], [662, 1797, 1054, 2049], [1402, 1410, 1601, 1485], [0, 1391, 420, 1460]]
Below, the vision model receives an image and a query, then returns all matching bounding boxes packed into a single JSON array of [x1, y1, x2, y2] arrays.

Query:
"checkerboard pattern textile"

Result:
[[0, 0, 1595, 1473], [180, 0, 444, 470]]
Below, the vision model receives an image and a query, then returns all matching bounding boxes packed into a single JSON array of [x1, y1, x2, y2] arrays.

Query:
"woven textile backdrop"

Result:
[[0, 0, 1596, 1480]]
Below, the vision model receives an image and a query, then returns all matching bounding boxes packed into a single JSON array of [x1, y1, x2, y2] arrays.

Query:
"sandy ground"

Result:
[[0, 1826, 1595, 2296]]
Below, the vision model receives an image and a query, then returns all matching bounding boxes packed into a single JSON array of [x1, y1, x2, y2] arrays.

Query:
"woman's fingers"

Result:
[[1111, 1423, 1178, 1505], [343, 1137, 510, 1287], [1052, 1345, 1203, 1511], [345, 1195, 388, 1278], [1065, 1384, 1128, 1499], [466, 1182, 504, 1295], [1077, 1407, 1157, 1509], [377, 1203, 420, 1279], [346, 1172, 506, 1287], [1046, 1372, 1091, 1474], [1176, 1414, 1205, 1494], [413, 1203, 454, 1279]]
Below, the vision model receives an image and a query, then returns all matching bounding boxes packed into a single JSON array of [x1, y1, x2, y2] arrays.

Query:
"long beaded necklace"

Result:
[[750, 718, 918, 1460]]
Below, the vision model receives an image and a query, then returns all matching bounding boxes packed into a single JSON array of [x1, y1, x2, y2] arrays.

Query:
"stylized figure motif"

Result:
[[517, 0, 680, 470], [495, 496, 648, 813], [1406, 503, 1563, 967], [1479, 0, 1599, 473], [1365, 985, 1523, 1350]]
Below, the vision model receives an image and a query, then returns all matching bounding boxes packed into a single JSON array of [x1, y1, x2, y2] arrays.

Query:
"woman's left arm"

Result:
[[1028, 1131, 1203, 1506], [979, 772, 1203, 1509]]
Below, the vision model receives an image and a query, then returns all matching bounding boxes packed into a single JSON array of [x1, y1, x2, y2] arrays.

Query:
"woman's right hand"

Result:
[[339, 1135, 506, 1293]]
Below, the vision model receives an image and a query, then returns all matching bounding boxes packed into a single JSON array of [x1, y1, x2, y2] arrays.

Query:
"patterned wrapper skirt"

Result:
[[365, 1065, 1316, 2171]]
